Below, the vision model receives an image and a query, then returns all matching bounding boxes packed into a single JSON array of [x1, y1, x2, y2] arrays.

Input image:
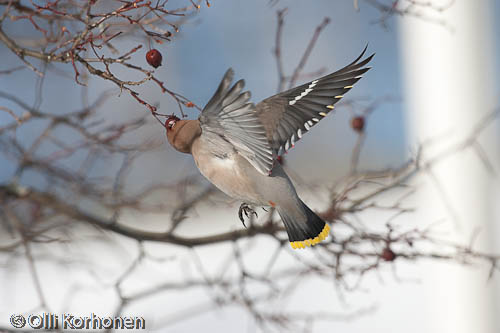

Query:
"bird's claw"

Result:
[[238, 203, 258, 228]]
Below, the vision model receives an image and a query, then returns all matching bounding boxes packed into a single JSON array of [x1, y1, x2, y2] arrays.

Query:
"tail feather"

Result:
[[277, 200, 330, 249]]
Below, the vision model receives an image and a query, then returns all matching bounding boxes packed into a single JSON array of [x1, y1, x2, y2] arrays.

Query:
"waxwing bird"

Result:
[[165, 47, 373, 249]]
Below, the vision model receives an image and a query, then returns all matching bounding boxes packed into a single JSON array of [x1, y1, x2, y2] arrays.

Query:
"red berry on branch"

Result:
[[351, 116, 365, 133], [146, 49, 162, 68], [185, 102, 194, 107], [381, 247, 396, 261]]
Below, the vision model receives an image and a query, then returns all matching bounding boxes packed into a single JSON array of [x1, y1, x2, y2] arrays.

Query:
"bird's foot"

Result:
[[238, 203, 258, 228]]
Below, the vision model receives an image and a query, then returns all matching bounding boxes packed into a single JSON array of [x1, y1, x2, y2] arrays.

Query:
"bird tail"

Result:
[[277, 201, 330, 249]]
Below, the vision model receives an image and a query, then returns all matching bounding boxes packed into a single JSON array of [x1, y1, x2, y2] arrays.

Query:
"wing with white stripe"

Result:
[[256, 47, 374, 155]]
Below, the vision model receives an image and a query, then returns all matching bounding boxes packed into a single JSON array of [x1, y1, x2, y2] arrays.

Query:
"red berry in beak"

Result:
[[146, 49, 163, 68], [350, 116, 365, 133], [165, 115, 180, 131]]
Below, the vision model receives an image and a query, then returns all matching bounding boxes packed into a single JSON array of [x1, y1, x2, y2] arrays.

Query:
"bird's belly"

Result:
[[193, 153, 265, 205]]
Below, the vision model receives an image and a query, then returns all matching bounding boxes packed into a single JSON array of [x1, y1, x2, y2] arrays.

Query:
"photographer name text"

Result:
[[10, 313, 145, 330]]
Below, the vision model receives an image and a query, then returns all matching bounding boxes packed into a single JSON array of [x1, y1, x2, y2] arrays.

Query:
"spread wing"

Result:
[[199, 68, 274, 175], [255, 46, 374, 155]]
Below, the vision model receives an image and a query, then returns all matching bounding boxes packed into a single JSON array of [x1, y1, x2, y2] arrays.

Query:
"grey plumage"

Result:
[[199, 69, 274, 176], [166, 47, 374, 249]]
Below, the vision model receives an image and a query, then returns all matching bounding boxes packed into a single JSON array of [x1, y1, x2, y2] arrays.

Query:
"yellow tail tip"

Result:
[[289, 224, 330, 250]]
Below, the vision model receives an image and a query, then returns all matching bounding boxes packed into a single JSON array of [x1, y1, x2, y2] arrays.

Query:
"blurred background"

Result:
[[1, 0, 499, 332]]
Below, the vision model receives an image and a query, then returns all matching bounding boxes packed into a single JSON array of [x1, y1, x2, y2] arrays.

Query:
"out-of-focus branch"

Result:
[[288, 16, 330, 89], [273, 8, 329, 93], [273, 8, 287, 93], [359, 0, 455, 29], [0, 183, 285, 247]]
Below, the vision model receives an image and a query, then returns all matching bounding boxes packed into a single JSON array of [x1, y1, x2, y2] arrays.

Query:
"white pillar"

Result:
[[398, 1, 497, 333]]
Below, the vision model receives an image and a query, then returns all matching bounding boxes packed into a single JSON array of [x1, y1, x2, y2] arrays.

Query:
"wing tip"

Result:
[[352, 44, 375, 66], [223, 68, 235, 85]]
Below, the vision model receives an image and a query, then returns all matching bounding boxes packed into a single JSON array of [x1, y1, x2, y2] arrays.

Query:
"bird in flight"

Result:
[[165, 47, 373, 249]]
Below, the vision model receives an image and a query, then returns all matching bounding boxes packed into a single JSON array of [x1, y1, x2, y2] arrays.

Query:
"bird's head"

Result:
[[164, 115, 201, 154]]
